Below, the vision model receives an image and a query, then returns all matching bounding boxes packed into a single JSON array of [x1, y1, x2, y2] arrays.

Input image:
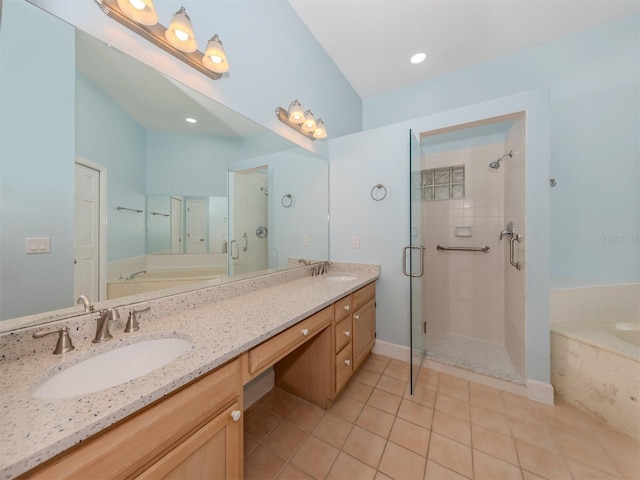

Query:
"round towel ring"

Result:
[[371, 184, 387, 201], [281, 194, 294, 208]]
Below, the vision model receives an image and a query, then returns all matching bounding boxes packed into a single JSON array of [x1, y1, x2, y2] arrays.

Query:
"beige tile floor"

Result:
[[244, 354, 640, 480]]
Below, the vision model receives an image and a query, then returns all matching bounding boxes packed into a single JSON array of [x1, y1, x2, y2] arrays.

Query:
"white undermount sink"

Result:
[[33, 337, 192, 399], [324, 274, 358, 282]]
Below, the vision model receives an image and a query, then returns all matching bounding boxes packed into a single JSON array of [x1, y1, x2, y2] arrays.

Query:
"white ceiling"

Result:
[[289, 0, 640, 99]]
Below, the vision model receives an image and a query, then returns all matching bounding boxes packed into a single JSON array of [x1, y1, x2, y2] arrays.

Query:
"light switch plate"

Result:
[[25, 237, 50, 254]]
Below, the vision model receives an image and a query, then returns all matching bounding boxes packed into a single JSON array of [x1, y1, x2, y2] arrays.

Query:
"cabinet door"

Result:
[[137, 401, 243, 480], [353, 298, 375, 370]]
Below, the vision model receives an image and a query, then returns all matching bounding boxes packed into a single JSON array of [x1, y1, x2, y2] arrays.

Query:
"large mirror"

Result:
[[0, 1, 328, 330]]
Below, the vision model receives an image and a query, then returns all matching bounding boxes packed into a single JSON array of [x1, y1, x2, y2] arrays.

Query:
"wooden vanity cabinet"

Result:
[[22, 359, 243, 480], [332, 281, 376, 396]]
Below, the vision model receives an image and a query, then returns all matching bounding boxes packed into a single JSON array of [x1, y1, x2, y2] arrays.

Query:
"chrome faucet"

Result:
[[93, 307, 120, 343], [298, 259, 311, 266], [312, 260, 333, 276], [77, 294, 94, 312]]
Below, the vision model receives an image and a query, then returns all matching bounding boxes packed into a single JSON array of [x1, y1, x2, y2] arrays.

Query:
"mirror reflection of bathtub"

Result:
[[107, 254, 228, 298]]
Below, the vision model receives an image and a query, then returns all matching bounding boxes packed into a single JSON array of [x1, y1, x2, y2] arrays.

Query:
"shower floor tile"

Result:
[[244, 354, 640, 480], [426, 331, 524, 384]]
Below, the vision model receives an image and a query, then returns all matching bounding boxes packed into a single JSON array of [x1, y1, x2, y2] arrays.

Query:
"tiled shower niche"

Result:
[[414, 165, 465, 201]]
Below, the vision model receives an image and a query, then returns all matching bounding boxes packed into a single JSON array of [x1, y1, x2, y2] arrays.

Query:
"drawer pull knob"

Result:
[[301, 328, 309, 336], [344, 359, 351, 366], [345, 331, 351, 337], [231, 410, 242, 422], [344, 305, 350, 312], [354, 314, 360, 320]]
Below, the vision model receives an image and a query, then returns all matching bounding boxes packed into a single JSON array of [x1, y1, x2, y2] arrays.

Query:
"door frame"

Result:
[[74, 156, 107, 302]]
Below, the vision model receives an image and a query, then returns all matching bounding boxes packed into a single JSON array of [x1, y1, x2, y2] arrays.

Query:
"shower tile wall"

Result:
[[422, 143, 507, 344]]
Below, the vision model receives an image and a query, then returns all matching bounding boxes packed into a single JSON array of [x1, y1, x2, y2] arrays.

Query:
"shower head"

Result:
[[489, 150, 515, 169]]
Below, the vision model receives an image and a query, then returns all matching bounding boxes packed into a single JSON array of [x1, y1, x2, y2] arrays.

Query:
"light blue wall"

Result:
[[146, 131, 242, 197], [0, 1, 75, 319], [76, 72, 147, 263], [362, 14, 640, 285]]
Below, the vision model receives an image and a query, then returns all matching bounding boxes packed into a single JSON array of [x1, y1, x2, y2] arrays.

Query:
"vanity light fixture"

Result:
[[276, 100, 328, 141], [95, 0, 229, 80], [202, 35, 229, 74], [165, 7, 197, 53], [116, 0, 157, 25]]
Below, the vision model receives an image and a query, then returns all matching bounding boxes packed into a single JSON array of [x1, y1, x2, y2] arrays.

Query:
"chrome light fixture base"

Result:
[[276, 107, 316, 140], [95, 0, 222, 80]]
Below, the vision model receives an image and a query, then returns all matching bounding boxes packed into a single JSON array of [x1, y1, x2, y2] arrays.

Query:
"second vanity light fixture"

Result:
[[95, 0, 229, 80], [276, 100, 328, 140]]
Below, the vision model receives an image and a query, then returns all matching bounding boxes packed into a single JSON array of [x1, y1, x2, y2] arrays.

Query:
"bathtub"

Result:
[[107, 267, 227, 298], [551, 314, 640, 440]]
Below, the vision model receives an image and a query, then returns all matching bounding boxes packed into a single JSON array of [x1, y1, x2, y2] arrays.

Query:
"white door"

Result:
[[171, 196, 183, 254], [186, 199, 207, 254], [74, 163, 100, 302]]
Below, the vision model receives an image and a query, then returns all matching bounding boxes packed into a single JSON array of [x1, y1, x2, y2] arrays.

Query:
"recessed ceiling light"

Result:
[[185, 117, 197, 124], [410, 52, 426, 65]]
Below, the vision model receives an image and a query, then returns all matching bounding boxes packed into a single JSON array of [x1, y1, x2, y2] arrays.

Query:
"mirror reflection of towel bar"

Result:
[[437, 245, 490, 253]]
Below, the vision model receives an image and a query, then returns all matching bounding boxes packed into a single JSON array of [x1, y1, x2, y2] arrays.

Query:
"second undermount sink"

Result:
[[33, 337, 192, 399], [324, 274, 358, 282]]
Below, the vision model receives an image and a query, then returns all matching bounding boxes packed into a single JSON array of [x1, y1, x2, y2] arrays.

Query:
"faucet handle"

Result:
[[125, 306, 151, 333], [33, 326, 75, 354]]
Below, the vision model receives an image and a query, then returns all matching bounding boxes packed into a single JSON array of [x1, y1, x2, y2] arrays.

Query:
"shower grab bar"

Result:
[[437, 245, 490, 253], [510, 234, 522, 270]]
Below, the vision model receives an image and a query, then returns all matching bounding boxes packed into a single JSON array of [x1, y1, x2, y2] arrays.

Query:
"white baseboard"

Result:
[[526, 378, 555, 404], [243, 368, 274, 409], [373, 340, 553, 404], [372, 339, 410, 362]]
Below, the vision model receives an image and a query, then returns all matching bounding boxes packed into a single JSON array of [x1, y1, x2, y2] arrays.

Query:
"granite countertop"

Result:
[[0, 265, 378, 479]]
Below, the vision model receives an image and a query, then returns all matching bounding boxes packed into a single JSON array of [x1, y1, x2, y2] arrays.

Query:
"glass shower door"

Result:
[[407, 130, 427, 393]]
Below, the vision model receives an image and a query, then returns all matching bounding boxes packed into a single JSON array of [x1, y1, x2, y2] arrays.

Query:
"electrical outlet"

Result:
[[303, 234, 310, 247], [352, 235, 360, 249]]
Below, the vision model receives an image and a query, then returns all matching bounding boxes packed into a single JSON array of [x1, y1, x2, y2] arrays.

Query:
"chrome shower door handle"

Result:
[[230, 240, 239, 260], [402, 245, 425, 277], [242, 232, 248, 252], [510, 234, 522, 270]]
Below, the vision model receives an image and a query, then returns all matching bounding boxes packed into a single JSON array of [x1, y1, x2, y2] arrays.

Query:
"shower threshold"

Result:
[[426, 331, 525, 385]]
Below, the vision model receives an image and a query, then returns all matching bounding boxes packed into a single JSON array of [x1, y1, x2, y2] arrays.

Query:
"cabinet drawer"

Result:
[[247, 306, 332, 376], [334, 316, 352, 353], [335, 343, 353, 393], [352, 282, 375, 311], [334, 295, 352, 322]]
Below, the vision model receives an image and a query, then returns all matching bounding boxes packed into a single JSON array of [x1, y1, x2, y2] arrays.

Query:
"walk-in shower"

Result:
[[410, 114, 527, 388], [489, 150, 516, 169]]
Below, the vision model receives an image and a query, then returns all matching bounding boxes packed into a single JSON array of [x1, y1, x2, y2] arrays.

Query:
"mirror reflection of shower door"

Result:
[[170, 196, 183, 254], [228, 166, 269, 276], [409, 129, 427, 393]]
